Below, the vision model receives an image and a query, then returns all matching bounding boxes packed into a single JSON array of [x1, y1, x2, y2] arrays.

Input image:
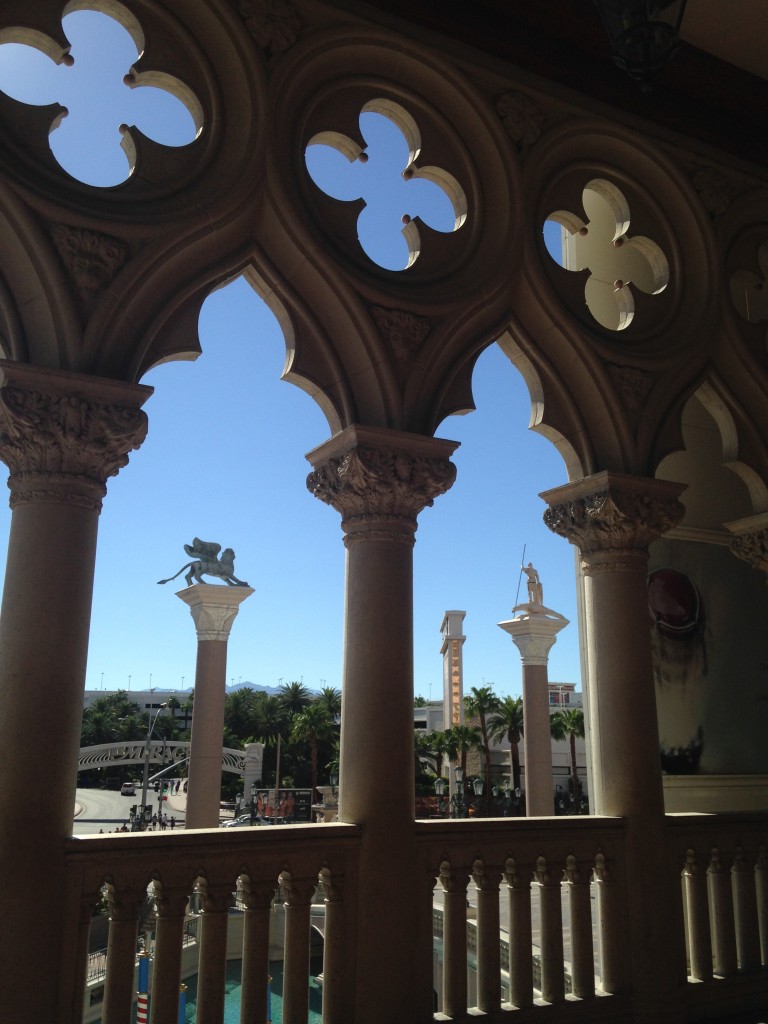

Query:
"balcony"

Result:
[[59, 811, 768, 1024]]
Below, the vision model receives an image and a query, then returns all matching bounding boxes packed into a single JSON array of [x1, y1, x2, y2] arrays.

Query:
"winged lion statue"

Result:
[[157, 538, 249, 587]]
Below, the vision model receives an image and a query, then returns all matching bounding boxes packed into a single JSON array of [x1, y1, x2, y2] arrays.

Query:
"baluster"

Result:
[[149, 882, 189, 1024], [194, 876, 233, 1024], [238, 876, 275, 1024], [756, 845, 768, 966], [503, 856, 533, 1008], [564, 854, 594, 999], [472, 858, 501, 1013], [732, 846, 760, 972], [280, 871, 316, 1024], [533, 855, 564, 1004], [708, 847, 737, 976], [682, 848, 712, 981], [593, 851, 622, 993], [320, 868, 346, 1024], [439, 859, 468, 1017], [65, 888, 97, 1024], [102, 883, 145, 1024]]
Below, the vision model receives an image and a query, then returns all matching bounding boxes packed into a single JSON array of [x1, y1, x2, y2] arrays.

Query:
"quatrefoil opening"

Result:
[[305, 99, 467, 272], [545, 179, 669, 332], [0, 5, 202, 187]]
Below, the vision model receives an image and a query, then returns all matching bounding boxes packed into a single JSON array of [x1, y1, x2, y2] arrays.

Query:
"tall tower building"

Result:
[[440, 610, 466, 730]]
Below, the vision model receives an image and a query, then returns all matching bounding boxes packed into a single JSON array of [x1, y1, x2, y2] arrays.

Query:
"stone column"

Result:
[[498, 604, 568, 816], [542, 471, 687, 1022], [307, 424, 457, 1024], [176, 584, 253, 829], [0, 363, 149, 1024]]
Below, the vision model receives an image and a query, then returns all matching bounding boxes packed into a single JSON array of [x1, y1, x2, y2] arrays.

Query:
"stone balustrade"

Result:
[[57, 813, 768, 1024], [667, 812, 768, 1023]]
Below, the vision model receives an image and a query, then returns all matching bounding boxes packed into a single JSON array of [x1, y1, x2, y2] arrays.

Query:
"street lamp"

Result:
[[471, 777, 484, 817], [452, 765, 465, 819], [250, 782, 257, 825], [138, 702, 167, 830], [434, 776, 447, 817]]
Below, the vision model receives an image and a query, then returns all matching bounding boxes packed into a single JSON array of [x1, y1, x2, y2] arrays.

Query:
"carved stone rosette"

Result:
[[0, 362, 151, 512], [541, 472, 686, 574], [306, 425, 458, 546]]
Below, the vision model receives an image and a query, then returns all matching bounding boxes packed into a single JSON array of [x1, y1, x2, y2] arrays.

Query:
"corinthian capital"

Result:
[[541, 472, 685, 573], [725, 514, 768, 575], [0, 362, 151, 511], [306, 425, 458, 545]]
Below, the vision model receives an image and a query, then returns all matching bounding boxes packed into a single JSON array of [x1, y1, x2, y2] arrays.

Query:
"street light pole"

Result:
[[138, 702, 167, 830]]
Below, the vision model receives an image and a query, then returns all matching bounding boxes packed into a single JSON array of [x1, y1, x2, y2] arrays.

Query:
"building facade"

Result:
[[1, 3, 767, 1023]]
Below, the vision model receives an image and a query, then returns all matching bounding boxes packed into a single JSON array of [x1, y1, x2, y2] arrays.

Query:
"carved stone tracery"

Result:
[[0, 363, 150, 511], [542, 473, 685, 573]]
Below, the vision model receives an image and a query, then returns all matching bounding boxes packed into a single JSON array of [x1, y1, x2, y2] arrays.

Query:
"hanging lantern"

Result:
[[594, 1, 688, 87]]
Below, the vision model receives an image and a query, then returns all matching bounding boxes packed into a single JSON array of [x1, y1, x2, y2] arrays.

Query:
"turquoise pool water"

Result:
[[181, 958, 323, 1023]]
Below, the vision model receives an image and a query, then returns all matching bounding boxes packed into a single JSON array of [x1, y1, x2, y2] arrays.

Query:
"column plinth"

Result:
[[307, 424, 458, 1024], [177, 584, 253, 829]]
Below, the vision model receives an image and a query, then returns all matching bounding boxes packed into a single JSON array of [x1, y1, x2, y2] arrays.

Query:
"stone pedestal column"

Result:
[[542, 471, 687, 1022], [307, 424, 457, 1024], [176, 585, 253, 828], [498, 606, 568, 816], [0, 362, 150, 1024]]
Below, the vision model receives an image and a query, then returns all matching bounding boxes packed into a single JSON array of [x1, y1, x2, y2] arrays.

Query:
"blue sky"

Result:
[[0, 8, 580, 699]]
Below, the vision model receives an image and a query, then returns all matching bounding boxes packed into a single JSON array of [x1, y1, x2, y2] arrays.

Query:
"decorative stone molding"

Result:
[[541, 472, 685, 573], [499, 622, 565, 666], [306, 425, 458, 546], [50, 223, 129, 311], [692, 167, 733, 217], [370, 306, 431, 382], [176, 584, 254, 641], [237, 0, 301, 54], [496, 91, 544, 149], [0, 362, 150, 511], [729, 529, 768, 573], [605, 364, 654, 414], [725, 512, 768, 574]]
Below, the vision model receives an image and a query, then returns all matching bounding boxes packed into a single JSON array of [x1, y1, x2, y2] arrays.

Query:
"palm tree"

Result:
[[253, 694, 290, 791], [550, 708, 585, 805], [414, 730, 436, 777], [81, 692, 141, 745], [464, 685, 500, 808], [179, 696, 194, 732], [291, 702, 337, 802], [444, 723, 482, 780], [488, 695, 524, 793], [224, 688, 258, 744], [278, 681, 312, 717], [316, 686, 342, 721], [428, 730, 450, 781]]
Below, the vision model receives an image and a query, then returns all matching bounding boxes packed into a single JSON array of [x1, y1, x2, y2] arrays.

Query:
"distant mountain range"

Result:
[[226, 681, 283, 695]]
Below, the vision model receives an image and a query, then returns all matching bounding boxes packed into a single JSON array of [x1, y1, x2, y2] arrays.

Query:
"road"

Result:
[[73, 786, 187, 835]]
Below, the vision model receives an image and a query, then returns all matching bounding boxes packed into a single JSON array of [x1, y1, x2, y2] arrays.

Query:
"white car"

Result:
[[120, 782, 136, 796], [221, 815, 260, 828]]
